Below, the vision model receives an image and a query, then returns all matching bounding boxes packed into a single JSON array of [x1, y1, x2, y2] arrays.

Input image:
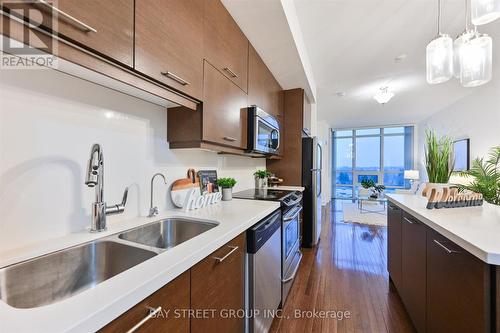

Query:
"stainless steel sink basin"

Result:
[[0, 240, 156, 309], [119, 218, 218, 249]]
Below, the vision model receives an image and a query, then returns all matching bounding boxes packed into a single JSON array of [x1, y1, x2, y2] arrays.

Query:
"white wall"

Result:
[[0, 69, 265, 252], [417, 77, 500, 180], [317, 120, 331, 205]]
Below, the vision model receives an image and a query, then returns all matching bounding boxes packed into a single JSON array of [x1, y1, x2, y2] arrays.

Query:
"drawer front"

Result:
[[3, 0, 134, 67], [99, 271, 190, 333], [191, 233, 245, 333]]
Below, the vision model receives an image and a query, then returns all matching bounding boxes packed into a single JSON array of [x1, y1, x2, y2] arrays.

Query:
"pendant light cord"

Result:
[[437, 0, 442, 35], [465, 0, 470, 30]]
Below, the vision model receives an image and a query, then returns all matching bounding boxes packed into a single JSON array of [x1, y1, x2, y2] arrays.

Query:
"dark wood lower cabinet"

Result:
[[387, 203, 403, 291], [401, 212, 426, 333], [99, 271, 190, 333], [426, 228, 490, 333], [191, 233, 245, 333], [99, 232, 245, 332], [387, 202, 493, 333]]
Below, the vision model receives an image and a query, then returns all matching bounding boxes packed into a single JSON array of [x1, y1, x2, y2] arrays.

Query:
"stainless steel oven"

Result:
[[281, 204, 303, 305], [247, 106, 280, 155]]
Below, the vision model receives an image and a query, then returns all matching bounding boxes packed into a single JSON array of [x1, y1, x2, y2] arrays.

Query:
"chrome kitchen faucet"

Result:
[[85, 143, 128, 232], [148, 173, 167, 217]]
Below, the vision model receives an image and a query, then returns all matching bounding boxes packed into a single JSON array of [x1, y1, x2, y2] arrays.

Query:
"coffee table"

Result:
[[357, 196, 388, 214]]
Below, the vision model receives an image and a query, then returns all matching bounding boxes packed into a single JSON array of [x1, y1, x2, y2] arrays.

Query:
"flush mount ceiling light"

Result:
[[373, 87, 394, 104], [426, 0, 454, 84], [471, 0, 500, 25], [395, 54, 408, 63]]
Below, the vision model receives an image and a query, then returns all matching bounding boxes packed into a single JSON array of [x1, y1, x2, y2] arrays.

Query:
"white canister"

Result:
[[222, 188, 233, 201]]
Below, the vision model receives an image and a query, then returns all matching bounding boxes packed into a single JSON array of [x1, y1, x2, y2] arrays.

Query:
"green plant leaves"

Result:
[[458, 146, 500, 205], [217, 177, 237, 188], [425, 129, 455, 183]]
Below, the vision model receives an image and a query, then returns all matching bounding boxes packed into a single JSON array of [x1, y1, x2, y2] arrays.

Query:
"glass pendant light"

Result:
[[426, 0, 454, 84], [460, 30, 493, 87], [471, 0, 500, 25], [454, 0, 475, 78]]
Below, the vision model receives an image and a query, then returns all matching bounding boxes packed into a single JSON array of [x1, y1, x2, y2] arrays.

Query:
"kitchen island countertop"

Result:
[[387, 193, 500, 265]]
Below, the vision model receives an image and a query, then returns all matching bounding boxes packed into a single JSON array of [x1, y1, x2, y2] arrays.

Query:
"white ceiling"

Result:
[[225, 0, 500, 129]]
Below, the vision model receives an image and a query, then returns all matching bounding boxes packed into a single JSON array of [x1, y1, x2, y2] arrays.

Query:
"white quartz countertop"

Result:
[[0, 199, 280, 333], [386, 194, 500, 265]]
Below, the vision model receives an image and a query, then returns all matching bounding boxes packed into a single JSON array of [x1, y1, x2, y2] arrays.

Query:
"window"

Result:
[[355, 136, 380, 171], [332, 126, 414, 199]]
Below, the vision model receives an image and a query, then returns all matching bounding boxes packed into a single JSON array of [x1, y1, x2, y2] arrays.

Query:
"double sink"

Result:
[[0, 218, 218, 309]]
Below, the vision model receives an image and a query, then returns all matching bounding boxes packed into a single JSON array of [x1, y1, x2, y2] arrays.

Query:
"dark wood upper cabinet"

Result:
[[99, 271, 190, 333], [267, 89, 304, 185], [203, 0, 248, 92], [387, 203, 403, 292], [401, 212, 427, 333], [135, 0, 204, 100], [248, 45, 283, 117], [426, 228, 491, 333], [191, 233, 245, 333], [202, 61, 248, 149], [2, 0, 134, 67]]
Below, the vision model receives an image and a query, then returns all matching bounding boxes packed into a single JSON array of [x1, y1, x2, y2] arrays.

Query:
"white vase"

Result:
[[255, 177, 268, 189], [222, 188, 233, 201]]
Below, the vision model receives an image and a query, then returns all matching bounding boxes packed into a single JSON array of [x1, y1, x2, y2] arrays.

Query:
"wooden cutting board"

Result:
[[171, 168, 200, 208]]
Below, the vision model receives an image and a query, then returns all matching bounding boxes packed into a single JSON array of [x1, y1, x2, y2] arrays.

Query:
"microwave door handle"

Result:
[[272, 129, 280, 150]]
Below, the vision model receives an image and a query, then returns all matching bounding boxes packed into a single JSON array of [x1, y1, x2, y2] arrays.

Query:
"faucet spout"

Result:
[[84, 143, 127, 232], [148, 173, 167, 217]]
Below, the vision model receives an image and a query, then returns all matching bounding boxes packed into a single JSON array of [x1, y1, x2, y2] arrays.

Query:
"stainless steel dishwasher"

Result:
[[245, 209, 282, 333]]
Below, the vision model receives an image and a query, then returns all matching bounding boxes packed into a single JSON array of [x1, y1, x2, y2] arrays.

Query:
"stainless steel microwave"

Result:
[[247, 106, 280, 155]]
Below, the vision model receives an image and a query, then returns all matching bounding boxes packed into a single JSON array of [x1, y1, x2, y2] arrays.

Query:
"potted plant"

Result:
[[360, 179, 386, 198], [456, 146, 500, 206], [424, 129, 455, 192], [217, 178, 237, 201], [254, 170, 271, 189]]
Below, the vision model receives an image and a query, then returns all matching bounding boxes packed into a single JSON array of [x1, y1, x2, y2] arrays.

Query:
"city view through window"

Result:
[[332, 126, 414, 199]]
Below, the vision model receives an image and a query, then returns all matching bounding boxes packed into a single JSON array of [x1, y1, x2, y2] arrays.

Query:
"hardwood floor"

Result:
[[270, 200, 416, 333]]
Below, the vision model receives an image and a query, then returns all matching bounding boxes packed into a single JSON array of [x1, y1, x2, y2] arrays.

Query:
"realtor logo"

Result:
[[1, 0, 58, 69]]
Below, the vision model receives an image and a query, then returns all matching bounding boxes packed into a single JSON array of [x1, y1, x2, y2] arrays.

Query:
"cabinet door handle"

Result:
[[403, 217, 417, 224], [388, 204, 399, 211], [223, 67, 238, 78], [126, 306, 162, 333], [433, 240, 461, 254], [213, 246, 238, 263], [223, 136, 237, 142], [37, 0, 97, 33], [161, 71, 190, 86]]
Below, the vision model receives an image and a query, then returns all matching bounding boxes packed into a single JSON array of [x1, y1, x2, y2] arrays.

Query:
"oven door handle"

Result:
[[284, 206, 303, 222], [282, 250, 303, 283]]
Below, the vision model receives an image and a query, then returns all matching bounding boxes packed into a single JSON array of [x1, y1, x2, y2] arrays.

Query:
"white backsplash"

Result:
[[0, 68, 265, 252]]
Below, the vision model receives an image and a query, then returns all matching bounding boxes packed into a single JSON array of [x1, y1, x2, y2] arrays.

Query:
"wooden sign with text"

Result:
[[422, 185, 483, 210]]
